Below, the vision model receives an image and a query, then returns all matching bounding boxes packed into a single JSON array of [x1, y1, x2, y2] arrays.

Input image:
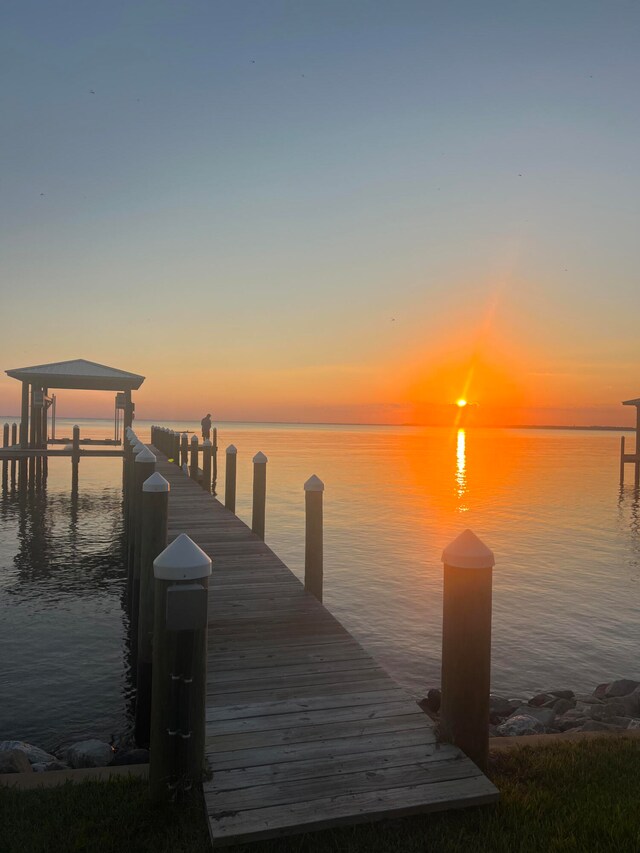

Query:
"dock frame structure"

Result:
[[620, 397, 640, 486]]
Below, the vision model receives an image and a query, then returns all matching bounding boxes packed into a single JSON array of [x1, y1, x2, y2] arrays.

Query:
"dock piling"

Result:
[[440, 529, 494, 773], [150, 534, 211, 802], [212, 427, 218, 495], [180, 433, 188, 468], [132, 447, 157, 619], [304, 475, 324, 602], [136, 472, 170, 748], [189, 435, 199, 480], [225, 445, 237, 513], [202, 440, 212, 493], [251, 452, 267, 539], [620, 436, 626, 486]]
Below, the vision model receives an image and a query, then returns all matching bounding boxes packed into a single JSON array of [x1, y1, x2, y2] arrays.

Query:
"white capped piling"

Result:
[[440, 529, 494, 772], [131, 446, 157, 617], [150, 534, 211, 802], [304, 475, 324, 602], [225, 445, 237, 513], [135, 472, 170, 748], [180, 433, 189, 468], [202, 440, 212, 493], [189, 434, 199, 480], [251, 452, 268, 539]]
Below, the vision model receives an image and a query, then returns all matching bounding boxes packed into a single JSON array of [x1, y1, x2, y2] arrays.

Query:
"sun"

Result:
[[456, 399, 468, 408]]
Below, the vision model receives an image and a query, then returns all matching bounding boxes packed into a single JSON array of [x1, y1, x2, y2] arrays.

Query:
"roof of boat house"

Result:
[[622, 398, 640, 406], [5, 359, 145, 391]]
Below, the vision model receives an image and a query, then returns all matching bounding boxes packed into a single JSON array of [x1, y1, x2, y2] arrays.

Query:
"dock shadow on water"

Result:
[[0, 457, 134, 753]]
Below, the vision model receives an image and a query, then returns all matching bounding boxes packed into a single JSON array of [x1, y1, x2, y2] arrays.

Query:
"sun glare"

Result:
[[456, 399, 467, 408]]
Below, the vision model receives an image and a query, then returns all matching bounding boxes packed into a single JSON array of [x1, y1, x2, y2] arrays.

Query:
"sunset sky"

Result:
[[2, 1, 639, 426]]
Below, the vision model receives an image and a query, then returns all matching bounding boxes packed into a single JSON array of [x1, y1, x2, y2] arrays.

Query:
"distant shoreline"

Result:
[[0, 415, 634, 432]]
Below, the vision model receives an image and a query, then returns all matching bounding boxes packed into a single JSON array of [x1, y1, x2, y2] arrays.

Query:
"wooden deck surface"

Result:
[[151, 452, 498, 847]]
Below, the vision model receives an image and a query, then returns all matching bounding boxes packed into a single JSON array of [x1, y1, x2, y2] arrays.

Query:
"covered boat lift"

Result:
[[5, 359, 144, 449]]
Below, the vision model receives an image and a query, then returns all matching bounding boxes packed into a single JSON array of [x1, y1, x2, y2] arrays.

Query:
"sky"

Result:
[[1, 0, 639, 426]]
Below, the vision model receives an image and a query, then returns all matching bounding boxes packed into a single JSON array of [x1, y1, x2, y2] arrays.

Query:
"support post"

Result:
[[180, 433, 189, 468], [2, 424, 8, 490], [124, 390, 134, 431], [150, 534, 211, 802], [251, 452, 267, 539], [173, 432, 181, 466], [225, 445, 237, 513], [136, 472, 170, 748], [11, 423, 17, 447], [635, 406, 640, 488], [440, 529, 494, 773], [304, 475, 324, 602], [131, 447, 157, 620], [212, 427, 218, 495], [29, 386, 37, 449], [71, 425, 80, 490], [189, 435, 199, 480], [202, 440, 212, 493], [620, 435, 626, 486], [20, 381, 29, 448]]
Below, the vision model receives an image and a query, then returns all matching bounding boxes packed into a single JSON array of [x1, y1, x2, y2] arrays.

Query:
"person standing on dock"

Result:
[[201, 413, 212, 441]]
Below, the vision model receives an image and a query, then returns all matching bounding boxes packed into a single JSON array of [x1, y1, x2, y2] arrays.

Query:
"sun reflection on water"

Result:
[[456, 427, 468, 511]]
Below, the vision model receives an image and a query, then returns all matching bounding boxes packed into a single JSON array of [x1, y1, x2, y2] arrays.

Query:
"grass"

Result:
[[1, 737, 640, 853]]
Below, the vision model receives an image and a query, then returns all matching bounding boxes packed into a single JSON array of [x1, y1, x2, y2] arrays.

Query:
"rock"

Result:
[[497, 714, 546, 736], [590, 701, 626, 721], [548, 697, 575, 715], [605, 679, 640, 698], [0, 741, 55, 765], [511, 705, 556, 727], [627, 719, 640, 729], [426, 688, 441, 713], [111, 748, 149, 766], [489, 694, 512, 716], [528, 693, 553, 707], [593, 683, 610, 699], [549, 689, 575, 701], [0, 749, 32, 774], [557, 715, 588, 732], [42, 760, 69, 772], [619, 688, 640, 717], [575, 693, 603, 705], [65, 739, 114, 769]]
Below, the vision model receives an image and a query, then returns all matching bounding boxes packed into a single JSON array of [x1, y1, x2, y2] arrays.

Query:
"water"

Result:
[[1, 417, 639, 751]]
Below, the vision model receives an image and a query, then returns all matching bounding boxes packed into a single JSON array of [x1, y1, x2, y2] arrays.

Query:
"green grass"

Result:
[[2, 738, 640, 853]]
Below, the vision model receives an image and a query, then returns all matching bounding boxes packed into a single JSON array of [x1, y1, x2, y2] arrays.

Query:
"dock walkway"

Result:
[[151, 451, 498, 847]]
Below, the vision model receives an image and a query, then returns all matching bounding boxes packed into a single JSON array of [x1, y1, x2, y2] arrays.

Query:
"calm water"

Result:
[[1, 417, 639, 751]]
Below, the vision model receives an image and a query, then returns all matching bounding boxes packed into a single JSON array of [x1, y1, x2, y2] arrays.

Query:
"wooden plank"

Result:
[[209, 727, 436, 771], [207, 776, 498, 845], [208, 756, 481, 811], [206, 742, 459, 790]]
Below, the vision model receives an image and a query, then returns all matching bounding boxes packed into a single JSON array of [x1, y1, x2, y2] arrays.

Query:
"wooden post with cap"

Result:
[[189, 434, 199, 480], [225, 445, 237, 513], [202, 440, 212, 493], [135, 471, 170, 748], [251, 452, 267, 539], [304, 475, 324, 602], [440, 529, 494, 772], [149, 534, 211, 802]]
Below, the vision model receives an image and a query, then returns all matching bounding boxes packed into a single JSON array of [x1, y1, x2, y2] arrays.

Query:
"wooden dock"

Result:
[[150, 450, 498, 847]]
